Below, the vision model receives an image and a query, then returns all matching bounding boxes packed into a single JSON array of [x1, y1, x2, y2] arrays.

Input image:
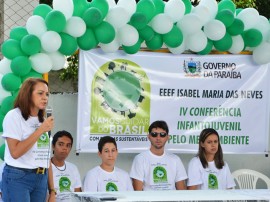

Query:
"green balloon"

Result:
[[183, 0, 192, 14], [59, 33, 78, 56], [137, 0, 156, 23], [139, 25, 154, 41], [72, 0, 89, 17], [242, 29, 263, 47], [9, 26, 28, 41], [236, 8, 243, 15], [77, 28, 98, 50], [218, 0, 236, 13], [21, 70, 43, 82], [215, 9, 235, 27], [1, 39, 25, 60], [227, 18, 244, 36], [145, 33, 163, 50], [152, 0, 165, 15], [1, 73, 22, 92], [33, 4, 52, 19], [163, 25, 183, 48], [198, 39, 213, 55], [83, 7, 103, 28], [90, 0, 109, 19], [213, 32, 232, 51], [11, 56, 32, 77], [122, 38, 142, 54], [0, 113, 4, 132], [0, 144, 5, 161], [45, 10, 66, 32], [20, 34, 41, 55], [1, 95, 16, 115], [12, 89, 20, 99], [94, 21, 115, 44], [129, 12, 148, 30]]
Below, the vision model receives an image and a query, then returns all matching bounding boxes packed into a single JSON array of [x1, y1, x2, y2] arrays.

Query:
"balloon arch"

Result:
[[0, 0, 270, 159]]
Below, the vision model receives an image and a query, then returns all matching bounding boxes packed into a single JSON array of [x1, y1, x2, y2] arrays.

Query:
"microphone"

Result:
[[46, 106, 53, 118], [46, 106, 53, 137]]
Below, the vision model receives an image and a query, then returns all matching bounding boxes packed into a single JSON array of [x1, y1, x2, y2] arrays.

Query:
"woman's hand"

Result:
[[47, 192, 56, 202], [39, 116, 54, 134]]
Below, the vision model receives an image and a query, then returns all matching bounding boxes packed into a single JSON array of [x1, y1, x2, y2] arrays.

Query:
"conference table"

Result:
[[71, 189, 270, 202]]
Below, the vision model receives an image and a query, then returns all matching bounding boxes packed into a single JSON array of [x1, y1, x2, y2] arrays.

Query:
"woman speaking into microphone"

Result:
[[1, 78, 55, 202]]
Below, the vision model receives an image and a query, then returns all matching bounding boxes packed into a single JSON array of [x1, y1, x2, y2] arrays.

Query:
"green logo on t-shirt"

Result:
[[59, 177, 71, 192], [208, 173, 218, 189], [106, 182, 118, 191], [37, 133, 49, 148], [153, 166, 168, 183]]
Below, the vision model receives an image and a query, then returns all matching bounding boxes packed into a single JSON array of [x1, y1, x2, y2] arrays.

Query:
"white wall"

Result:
[[49, 93, 270, 188]]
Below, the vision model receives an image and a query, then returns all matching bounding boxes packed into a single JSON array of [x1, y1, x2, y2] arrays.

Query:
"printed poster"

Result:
[[76, 48, 270, 154]]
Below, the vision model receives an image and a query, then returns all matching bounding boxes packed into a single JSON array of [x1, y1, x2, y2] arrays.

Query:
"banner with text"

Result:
[[76, 48, 270, 154]]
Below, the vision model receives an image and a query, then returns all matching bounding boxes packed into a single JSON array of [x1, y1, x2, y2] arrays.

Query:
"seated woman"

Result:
[[187, 128, 235, 190], [83, 136, 133, 192]]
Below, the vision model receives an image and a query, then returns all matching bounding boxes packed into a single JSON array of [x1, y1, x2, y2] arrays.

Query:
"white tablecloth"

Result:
[[71, 190, 270, 202]]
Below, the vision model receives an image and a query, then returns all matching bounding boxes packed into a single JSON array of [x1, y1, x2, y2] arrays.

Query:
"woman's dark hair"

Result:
[[14, 78, 48, 122], [98, 136, 117, 153], [148, 120, 169, 134], [197, 128, 224, 169], [52, 130, 73, 147]]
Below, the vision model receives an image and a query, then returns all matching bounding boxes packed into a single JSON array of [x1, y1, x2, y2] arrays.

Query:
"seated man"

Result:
[[84, 136, 133, 191], [130, 120, 187, 191], [51, 130, 82, 201]]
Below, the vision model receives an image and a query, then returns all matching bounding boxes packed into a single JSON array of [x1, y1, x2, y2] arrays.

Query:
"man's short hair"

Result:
[[148, 120, 169, 134], [98, 136, 117, 153], [52, 130, 73, 146]]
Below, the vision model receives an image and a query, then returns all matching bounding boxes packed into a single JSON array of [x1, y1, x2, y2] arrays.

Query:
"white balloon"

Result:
[[186, 30, 208, 52], [47, 52, 66, 71], [26, 15, 47, 38], [100, 37, 120, 53], [253, 16, 270, 41], [106, 7, 130, 29], [229, 35, 244, 54], [107, 0, 116, 9], [30, 53, 52, 73], [266, 30, 270, 43], [177, 14, 203, 36], [164, 0, 185, 23], [41, 31, 62, 52], [199, 0, 218, 19], [118, 24, 139, 46], [168, 39, 186, 54], [53, 0, 73, 20], [204, 20, 226, 41], [252, 42, 270, 65], [117, 0, 136, 18], [237, 8, 259, 30], [0, 58, 12, 75], [192, 5, 211, 25], [64, 17, 86, 37], [150, 14, 173, 34], [0, 74, 11, 105]]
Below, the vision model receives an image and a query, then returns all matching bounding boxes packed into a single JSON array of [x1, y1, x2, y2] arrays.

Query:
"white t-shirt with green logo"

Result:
[[52, 161, 82, 202], [187, 157, 235, 189], [2, 108, 50, 168], [83, 166, 133, 192], [130, 150, 187, 190]]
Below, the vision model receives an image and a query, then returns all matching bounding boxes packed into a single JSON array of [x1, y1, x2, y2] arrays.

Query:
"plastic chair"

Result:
[[232, 169, 270, 189]]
